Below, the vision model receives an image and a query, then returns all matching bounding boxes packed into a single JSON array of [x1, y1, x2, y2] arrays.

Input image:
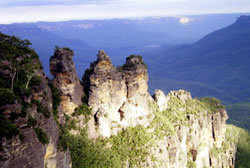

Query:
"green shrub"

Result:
[[72, 103, 91, 121], [0, 78, 10, 88], [20, 102, 32, 118], [27, 115, 37, 127], [16, 69, 28, 86], [14, 84, 32, 98], [187, 160, 197, 168], [37, 105, 51, 118], [48, 82, 61, 122], [0, 114, 19, 139], [82, 95, 88, 104], [106, 126, 153, 167], [58, 127, 69, 151], [67, 119, 77, 130], [32, 99, 51, 118], [29, 75, 42, 87], [151, 108, 176, 138], [225, 125, 250, 168], [0, 88, 17, 106], [235, 129, 250, 168], [200, 97, 224, 114], [59, 125, 153, 168], [61, 130, 120, 168], [31, 99, 40, 105], [126, 55, 145, 65], [34, 127, 49, 144], [120, 55, 147, 71], [63, 47, 73, 52], [209, 146, 221, 158]]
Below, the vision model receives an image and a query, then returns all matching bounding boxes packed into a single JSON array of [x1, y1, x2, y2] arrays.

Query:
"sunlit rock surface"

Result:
[[50, 48, 84, 124], [0, 41, 237, 168], [82, 51, 153, 138]]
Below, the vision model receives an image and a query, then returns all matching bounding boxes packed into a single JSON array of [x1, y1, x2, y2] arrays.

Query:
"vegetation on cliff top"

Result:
[[120, 55, 147, 71], [1, 32, 248, 167], [0, 33, 49, 144], [58, 90, 229, 168], [226, 125, 250, 168], [59, 124, 154, 168]]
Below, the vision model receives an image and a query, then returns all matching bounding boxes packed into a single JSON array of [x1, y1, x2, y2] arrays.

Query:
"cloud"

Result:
[[0, 0, 250, 24], [0, 0, 113, 7]]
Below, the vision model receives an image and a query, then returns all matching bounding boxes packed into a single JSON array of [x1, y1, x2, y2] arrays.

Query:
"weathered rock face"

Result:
[[0, 34, 71, 168], [153, 89, 169, 111], [150, 90, 235, 168], [0, 64, 71, 168], [82, 51, 153, 138], [80, 51, 237, 167], [50, 48, 84, 123], [1, 39, 239, 168]]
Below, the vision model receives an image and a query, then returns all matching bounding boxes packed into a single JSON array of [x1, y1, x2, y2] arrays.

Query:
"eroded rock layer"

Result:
[[50, 48, 84, 124], [150, 90, 235, 168], [82, 51, 153, 138], [80, 51, 237, 167], [0, 36, 71, 168], [0, 38, 238, 168]]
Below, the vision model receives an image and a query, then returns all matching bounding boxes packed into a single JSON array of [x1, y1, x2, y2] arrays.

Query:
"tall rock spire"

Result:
[[50, 48, 84, 123], [82, 51, 153, 138]]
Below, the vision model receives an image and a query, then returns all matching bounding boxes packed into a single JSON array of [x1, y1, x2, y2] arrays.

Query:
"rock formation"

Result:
[[153, 89, 169, 111], [50, 48, 84, 124], [80, 51, 237, 167], [150, 90, 235, 168], [82, 51, 153, 138], [0, 33, 239, 168], [0, 34, 71, 168]]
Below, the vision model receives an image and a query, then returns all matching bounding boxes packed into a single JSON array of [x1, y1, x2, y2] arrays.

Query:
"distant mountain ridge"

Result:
[[146, 15, 250, 104], [0, 23, 96, 76], [0, 14, 244, 76], [2, 32, 248, 168]]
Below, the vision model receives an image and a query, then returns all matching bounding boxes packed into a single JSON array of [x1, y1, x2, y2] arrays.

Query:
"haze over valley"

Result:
[[1, 1, 250, 167]]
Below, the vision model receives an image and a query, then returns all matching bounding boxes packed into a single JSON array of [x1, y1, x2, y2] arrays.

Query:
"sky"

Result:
[[0, 0, 250, 24]]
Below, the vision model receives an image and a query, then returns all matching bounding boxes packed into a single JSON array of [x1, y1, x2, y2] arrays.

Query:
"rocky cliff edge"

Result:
[[0, 37, 238, 168]]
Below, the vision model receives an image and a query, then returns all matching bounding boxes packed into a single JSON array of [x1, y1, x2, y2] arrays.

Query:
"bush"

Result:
[[29, 75, 42, 87], [27, 115, 37, 127], [59, 125, 153, 168], [60, 131, 119, 168], [72, 103, 91, 121], [0, 114, 19, 139], [187, 160, 197, 168], [20, 102, 33, 118], [34, 127, 49, 144], [37, 104, 51, 118], [126, 55, 145, 65], [16, 69, 28, 86], [235, 129, 250, 168], [200, 97, 224, 114], [48, 82, 61, 122], [32, 99, 51, 118], [106, 126, 153, 167], [14, 84, 32, 98], [0, 78, 10, 88], [0, 88, 17, 106], [63, 47, 73, 52]]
